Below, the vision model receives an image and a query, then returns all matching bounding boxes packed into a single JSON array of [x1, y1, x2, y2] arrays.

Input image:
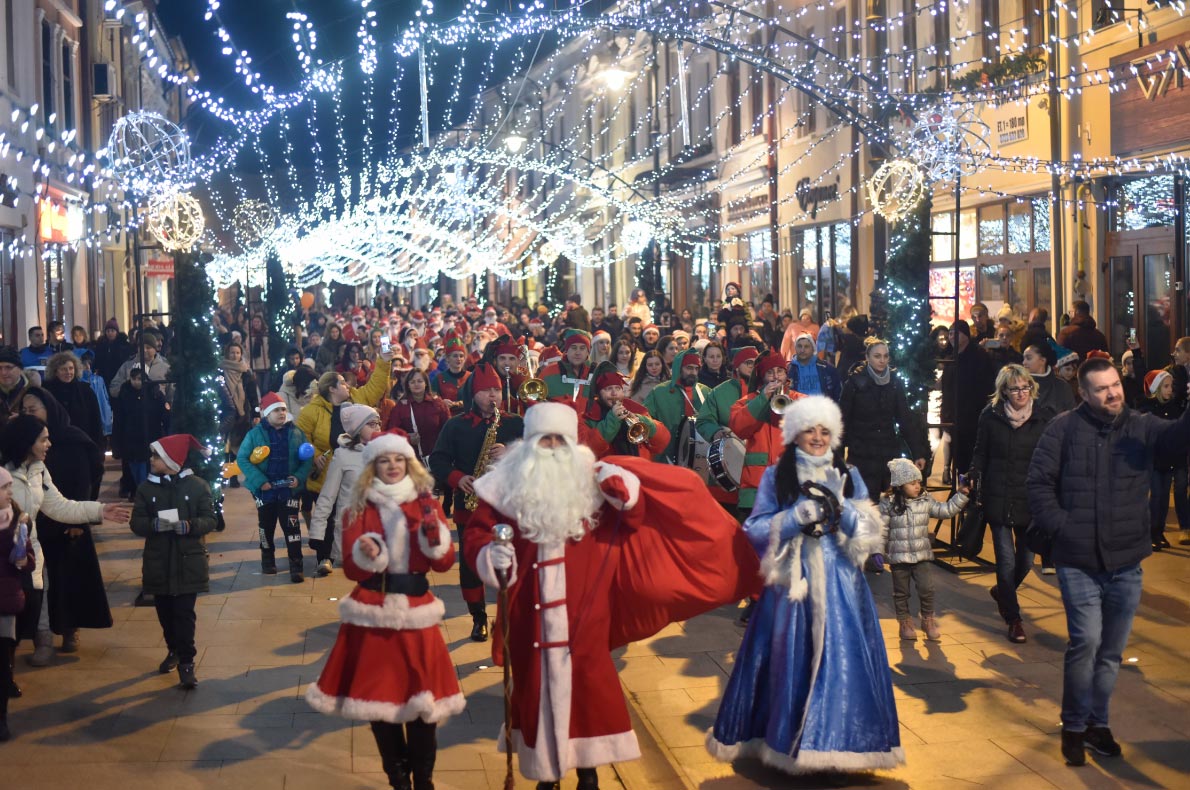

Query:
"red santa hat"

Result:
[[528, 317, 545, 328], [1145, 369, 1171, 396], [523, 401, 579, 444], [755, 351, 785, 380], [259, 392, 287, 420], [642, 323, 660, 335], [731, 346, 760, 370], [362, 431, 417, 465], [150, 434, 207, 474], [539, 345, 562, 367], [411, 311, 426, 323], [593, 329, 612, 344], [351, 307, 364, 317], [471, 363, 502, 392], [782, 395, 843, 449]]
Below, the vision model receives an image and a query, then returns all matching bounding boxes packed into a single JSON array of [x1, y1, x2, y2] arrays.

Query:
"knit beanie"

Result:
[[887, 458, 922, 488], [340, 404, 379, 438]]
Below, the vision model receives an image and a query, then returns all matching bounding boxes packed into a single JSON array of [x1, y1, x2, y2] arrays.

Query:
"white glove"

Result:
[[819, 468, 847, 500], [489, 543, 515, 572], [793, 499, 826, 526]]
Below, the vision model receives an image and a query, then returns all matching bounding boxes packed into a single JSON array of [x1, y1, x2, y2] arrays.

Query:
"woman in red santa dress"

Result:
[[464, 402, 760, 790], [305, 431, 464, 790]]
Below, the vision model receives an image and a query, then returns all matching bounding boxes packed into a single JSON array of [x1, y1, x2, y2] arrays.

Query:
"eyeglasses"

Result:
[[366, 419, 382, 428], [1006, 386, 1032, 395]]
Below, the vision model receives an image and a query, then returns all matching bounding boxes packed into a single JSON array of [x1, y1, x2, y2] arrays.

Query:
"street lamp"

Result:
[[504, 132, 527, 154], [601, 67, 631, 91]]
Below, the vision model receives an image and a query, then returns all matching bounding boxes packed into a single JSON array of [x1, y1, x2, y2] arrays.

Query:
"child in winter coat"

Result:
[[309, 404, 382, 577], [237, 393, 313, 582], [879, 458, 968, 641], [0, 466, 33, 741], [1139, 369, 1188, 549], [129, 434, 217, 690], [305, 432, 462, 790]]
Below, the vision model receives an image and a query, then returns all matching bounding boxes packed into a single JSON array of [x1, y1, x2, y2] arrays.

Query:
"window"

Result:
[[40, 20, 53, 120], [979, 204, 1005, 256], [739, 230, 772, 300], [1007, 201, 1031, 254], [1112, 176, 1177, 231], [4, 0, 15, 91], [1023, 0, 1046, 53], [61, 42, 73, 133], [792, 222, 851, 318]]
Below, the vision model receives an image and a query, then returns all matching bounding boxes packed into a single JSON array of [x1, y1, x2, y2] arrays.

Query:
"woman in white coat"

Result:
[[309, 405, 382, 577], [0, 416, 130, 666]]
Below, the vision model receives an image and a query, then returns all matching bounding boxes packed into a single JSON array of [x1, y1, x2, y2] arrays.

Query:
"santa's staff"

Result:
[[492, 522, 516, 790]]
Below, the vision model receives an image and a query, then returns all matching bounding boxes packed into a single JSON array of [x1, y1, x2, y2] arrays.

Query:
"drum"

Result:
[[674, 418, 700, 468], [707, 436, 746, 491]]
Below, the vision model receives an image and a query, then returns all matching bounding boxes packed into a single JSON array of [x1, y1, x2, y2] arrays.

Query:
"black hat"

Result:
[[0, 346, 22, 368]]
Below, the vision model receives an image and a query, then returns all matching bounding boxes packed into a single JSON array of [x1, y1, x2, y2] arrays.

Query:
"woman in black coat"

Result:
[[838, 338, 929, 501], [968, 364, 1055, 645], [17, 387, 112, 650], [42, 352, 105, 453]]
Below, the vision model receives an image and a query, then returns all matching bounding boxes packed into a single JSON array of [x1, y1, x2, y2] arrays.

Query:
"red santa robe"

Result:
[[306, 477, 465, 724], [464, 456, 761, 781]]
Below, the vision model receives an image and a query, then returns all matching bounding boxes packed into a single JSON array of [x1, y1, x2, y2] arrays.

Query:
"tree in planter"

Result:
[[265, 250, 296, 385], [167, 250, 226, 513]]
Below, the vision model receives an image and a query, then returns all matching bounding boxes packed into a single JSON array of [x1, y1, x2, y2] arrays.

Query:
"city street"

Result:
[[5, 467, 1190, 790]]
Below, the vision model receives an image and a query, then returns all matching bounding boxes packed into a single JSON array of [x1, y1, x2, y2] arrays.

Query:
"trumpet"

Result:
[[770, 391, 793, 415], [518, 376, 548, 402], [623, 413, 649, 445]]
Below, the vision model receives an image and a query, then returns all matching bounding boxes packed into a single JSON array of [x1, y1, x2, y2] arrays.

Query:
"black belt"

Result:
[[360, 573, 429, 596]]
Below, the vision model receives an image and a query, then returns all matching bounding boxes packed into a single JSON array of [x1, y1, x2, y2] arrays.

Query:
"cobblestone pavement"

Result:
[[6, 469, 1190, 790]]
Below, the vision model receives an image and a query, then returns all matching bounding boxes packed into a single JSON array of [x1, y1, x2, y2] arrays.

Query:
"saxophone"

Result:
[[463, 409, 501, 512]]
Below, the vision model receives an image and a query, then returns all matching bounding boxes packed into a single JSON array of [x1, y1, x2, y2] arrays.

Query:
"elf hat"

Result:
[[150, 434, 206, 474], [471, 363, 502, 393], [1145, 369, 1171, 396], [362, 430, 416, 465], [260, 392, 287, 420], [887, 457, 922, 488], [731, 346, 760, 369], [561, 329, 592, 351], [755, 350, 786, 380]]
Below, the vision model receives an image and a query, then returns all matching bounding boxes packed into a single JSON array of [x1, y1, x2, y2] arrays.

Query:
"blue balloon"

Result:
[[298, 442, 316, 461]]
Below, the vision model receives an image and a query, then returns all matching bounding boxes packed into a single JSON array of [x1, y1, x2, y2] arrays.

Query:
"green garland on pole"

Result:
[[265, 249, 295, 384], [882, 195, 935, 414], [167, 250, 226, 500]]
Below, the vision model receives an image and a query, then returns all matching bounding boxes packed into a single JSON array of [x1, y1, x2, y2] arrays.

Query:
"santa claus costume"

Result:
[[305, 432, 464, 790], [464, 403, 760, 789]]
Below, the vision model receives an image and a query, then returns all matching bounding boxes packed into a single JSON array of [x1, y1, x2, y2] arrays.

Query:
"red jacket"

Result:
[[385, 397, 451, 458], [729, 390, 804, 509]]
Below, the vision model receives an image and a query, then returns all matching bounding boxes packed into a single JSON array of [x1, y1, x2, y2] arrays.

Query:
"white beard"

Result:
[[475, 439, 601, 545], [414, 357, 431, 372]]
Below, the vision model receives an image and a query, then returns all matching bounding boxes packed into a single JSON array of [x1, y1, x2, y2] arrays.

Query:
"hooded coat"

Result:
[[1056, 314, 1109, 361], [643, 349, 711, 464], [42, 376, 105, 452]]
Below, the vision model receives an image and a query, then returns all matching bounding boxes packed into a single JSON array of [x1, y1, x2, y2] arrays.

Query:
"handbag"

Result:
[[954, 477, 986, 560]]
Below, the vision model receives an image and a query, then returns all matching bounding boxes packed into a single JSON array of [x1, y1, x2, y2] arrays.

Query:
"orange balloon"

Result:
[[300, 292, 315, 310]]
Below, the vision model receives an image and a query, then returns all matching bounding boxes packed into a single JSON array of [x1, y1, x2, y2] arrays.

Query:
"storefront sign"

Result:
[[726, 193, 769, 224], [145, 257, 175, 278], [991, 104, 1028, 147], [795, 177, 839, 219], [1111, 35, 1190, 154], [38, 199, 84, 244]]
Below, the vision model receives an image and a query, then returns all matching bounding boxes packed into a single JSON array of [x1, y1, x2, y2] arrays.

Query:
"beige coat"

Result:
[[6, 461, 103, 590]]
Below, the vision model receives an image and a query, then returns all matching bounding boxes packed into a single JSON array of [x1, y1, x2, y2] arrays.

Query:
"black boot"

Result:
[[370, 721, 412, 790], [576, 767, 599, 789], [289, 559, 304, 584], [407, 720, 437, 790], [535, 783, 560, 790], [468, 602, 488, 642], [261, 554, 277, 575]]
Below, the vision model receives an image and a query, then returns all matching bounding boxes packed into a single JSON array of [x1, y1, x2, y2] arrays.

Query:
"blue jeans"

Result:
[[1057, 564, 1143, 732], [129, 461, 149, 487], [990, 522, 1032, 623], [1149, 466, 1189, 541]]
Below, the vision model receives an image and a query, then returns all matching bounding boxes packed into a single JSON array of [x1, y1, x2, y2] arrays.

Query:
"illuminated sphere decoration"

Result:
[[106, 112, 193, 195], [867, 160, 926, 224], [232, 200, 278, 248], [147, 191, 206, 252], [904, 104, 992, 184]]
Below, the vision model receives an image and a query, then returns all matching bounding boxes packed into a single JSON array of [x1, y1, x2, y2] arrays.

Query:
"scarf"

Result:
[[867, 365, 891, 386], [795, 448, 835, 484], [221, 358, 249, 415], [371, 475, 417, 505], [1003, 398, 1033, 429]]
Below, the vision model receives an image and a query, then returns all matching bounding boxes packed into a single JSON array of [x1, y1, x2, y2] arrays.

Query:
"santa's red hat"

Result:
[[539, 346, 562, 367], [411, 311, 426, 323], [150, 434, 206, 474], [362, 431, 417, 465], [643, 323, 659, 334], [1145, 369, 1171, 396], [260, 392, 287, 419], [471, 363, 502, 392]]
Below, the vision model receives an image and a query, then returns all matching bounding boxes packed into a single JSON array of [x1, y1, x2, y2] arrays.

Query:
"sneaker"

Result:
[[158, 651, 179, 675], [1061, 729, 1086, 766], [898, 618, 917, 641], [921, 615, 942, 642], [60, 630, 79, 653], [1008, 620, 1027, 643], [177, 663, 198, 690], [1084, 726, 1122, 757], [316, 559, 333, 577]]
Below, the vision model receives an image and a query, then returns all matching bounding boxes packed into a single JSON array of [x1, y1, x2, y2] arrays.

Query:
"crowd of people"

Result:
[[0, 282, 1182, 786]]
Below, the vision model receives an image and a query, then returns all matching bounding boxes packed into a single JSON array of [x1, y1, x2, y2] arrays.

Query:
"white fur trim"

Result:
[[149, 440, 181, 473], [523, 401, 579, 443], [476, 542, 517, 589], [837, 498, 886, 567], [759, 512, 809, 602], [500, 725, 641, 782], [782, 395, 843, 449], [339, 592, 446, 630], [305, 684, 465, 724], [351, 535, 389, 573], [705, 731, 904, 775], [417, 520, 452, 560], [593, 462, 641, 510], [362, 433, 416, 464]]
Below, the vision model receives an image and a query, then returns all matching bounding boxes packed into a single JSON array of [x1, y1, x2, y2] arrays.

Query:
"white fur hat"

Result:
[[523, 401, 578, 444], [887, 457, 921, 488], [782, 395, 844, 449], [362, 431, 417, 464]]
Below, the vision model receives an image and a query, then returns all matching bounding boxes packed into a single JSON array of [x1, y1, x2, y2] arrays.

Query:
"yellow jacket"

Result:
[[296, 362, 391, 493]]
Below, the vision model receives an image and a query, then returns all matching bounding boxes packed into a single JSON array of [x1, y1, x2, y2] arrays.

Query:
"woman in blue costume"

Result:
[[707, 395, 904, 775]]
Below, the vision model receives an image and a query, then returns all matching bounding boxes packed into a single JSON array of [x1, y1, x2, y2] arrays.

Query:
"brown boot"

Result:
[[920, 614, 942, 642], [898, 618, 917, 641]]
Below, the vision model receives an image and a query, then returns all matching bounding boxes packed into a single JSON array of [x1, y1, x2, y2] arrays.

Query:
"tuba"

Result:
[[463, 410, 501, 512], [517, 376, 547, 402]]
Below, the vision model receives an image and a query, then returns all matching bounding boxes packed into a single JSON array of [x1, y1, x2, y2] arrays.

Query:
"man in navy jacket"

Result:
[[1026, 355, 1190, 767]]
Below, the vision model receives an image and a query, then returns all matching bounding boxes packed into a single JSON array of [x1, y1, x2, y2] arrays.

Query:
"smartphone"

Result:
[[706, 322, 717, 333], [957, 474, 968, 488], [1129, 327, 1138, 345], [380, 335, 391, 354]]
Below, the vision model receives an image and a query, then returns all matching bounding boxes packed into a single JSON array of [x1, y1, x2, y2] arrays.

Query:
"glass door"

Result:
[[1108, 256, 1136, 357], [1143, 252, 1174, 367]]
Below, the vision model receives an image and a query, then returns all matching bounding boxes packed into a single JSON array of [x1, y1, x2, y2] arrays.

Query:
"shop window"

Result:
[[1114, 175, 1176, 231], [794, 227, 818, 311], [958, 209, 977, 259], [929, 265, 975, 325], [1032, 197, 1050, 251], [931, 212, 953, 263], [742, 230, 772, 301], [832, 222, 851, 316], [1007, 201, 1031, 254], [979, 204, 1005, 256], [979, 262, 1005, 304]]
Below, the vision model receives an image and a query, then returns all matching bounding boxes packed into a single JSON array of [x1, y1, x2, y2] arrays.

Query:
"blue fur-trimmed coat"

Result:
[[707, 459, 904, 775]]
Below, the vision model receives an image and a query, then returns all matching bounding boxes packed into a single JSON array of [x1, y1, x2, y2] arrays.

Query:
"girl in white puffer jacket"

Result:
[[879, 458, 968, 642]]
